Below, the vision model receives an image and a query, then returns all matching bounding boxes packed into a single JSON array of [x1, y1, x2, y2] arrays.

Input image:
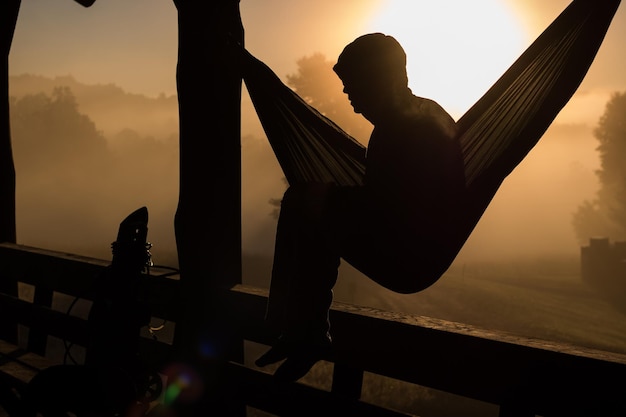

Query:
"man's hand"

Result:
[[73, 0, 97, 7]]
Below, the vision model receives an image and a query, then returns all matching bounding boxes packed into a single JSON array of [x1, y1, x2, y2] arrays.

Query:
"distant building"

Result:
[[580, 237, 626, 306]]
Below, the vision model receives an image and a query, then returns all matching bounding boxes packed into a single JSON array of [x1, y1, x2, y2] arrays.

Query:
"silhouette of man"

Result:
[[256, 33, 466, 381]]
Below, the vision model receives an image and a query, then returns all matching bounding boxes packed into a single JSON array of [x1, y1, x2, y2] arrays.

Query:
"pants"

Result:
[[265, 183, 458, 339]]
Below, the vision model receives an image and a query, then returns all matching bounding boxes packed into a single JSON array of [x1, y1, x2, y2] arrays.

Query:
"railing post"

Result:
[[171, 0, 244, 414], [27, 287, 54, 356], [0, 0, 20, 345], [331, 363, 364, 401]]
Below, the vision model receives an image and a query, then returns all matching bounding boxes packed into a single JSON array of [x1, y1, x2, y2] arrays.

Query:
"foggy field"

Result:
[[245, 255, 626, 417], [331, 256, 626, 356], [245, 252, 626, 356]]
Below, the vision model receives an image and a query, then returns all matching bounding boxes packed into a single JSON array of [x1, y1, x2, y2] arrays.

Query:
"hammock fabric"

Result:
[[242, 0, 620, 260]]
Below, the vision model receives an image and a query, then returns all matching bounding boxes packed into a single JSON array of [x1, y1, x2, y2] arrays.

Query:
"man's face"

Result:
[[340, 72, 388, 121]]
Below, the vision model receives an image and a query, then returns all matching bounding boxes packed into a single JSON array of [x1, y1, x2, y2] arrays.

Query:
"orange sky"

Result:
[[8, 0, 626, 261], [9, 0, 626, 124]]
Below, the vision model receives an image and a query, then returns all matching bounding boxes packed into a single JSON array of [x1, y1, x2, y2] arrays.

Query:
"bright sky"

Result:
[[366, 0, 527, 118], [9, 0, 626, 125]]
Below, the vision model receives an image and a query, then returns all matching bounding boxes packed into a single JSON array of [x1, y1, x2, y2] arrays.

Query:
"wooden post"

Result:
[[0, 0, 19, 245], [0, 0, 20, 345], [331, 364, 364, 401], [171, 0, 244, 413]]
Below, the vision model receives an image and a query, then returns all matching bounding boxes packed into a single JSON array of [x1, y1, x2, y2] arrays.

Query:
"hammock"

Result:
[[241, 0, 620, 261]]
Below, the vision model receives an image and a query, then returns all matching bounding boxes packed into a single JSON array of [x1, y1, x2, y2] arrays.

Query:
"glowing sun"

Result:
[[366, 0, 527, 119]]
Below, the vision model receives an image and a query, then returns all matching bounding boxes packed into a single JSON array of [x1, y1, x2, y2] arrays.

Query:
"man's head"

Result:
[[333, 33, 410, 123]]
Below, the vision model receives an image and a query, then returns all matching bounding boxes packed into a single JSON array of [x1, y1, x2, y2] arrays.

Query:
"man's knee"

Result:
[[280, 183, 334, 220]]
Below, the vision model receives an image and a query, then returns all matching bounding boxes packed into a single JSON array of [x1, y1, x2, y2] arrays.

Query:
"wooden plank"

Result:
[[0, 243, 181, 321], [0, 242, 177, 287], [0, 301, 172, 378], [224, 361, 416, 417], [0, 243, 107, 299], [0, 360, 40, 386], [0, 340, 21, 356], [329, 300, 626, 417], [223, 284, 626, 417], [0, 293, 89, 347], [0, 341, 57, 387]]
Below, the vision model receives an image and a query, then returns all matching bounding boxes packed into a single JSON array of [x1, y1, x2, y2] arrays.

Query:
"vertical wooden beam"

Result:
[[0, 0, 19, 245], [171, 0, 244, 413], [27, 287, 54, 356], [331, 364, 364, 401], [0, 0, 20, 345]]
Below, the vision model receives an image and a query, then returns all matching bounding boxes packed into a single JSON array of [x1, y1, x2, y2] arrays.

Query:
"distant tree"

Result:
[[9, 85, 182, 259], [11, 86, 109, 173], [572, 92, 626, 242], [286, 53, 372, 144]]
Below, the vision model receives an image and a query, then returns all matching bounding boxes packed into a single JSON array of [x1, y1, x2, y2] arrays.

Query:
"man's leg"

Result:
[[257, 183, 343, 380], [264, 183, 340, 336]]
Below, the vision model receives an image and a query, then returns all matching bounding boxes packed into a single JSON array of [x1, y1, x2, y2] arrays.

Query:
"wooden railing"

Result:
[[1, 241, 626, 417]]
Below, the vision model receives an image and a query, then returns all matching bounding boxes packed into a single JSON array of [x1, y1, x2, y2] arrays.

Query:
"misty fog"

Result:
[[9, 68, 626, 358], [9, 74, 600, 265]]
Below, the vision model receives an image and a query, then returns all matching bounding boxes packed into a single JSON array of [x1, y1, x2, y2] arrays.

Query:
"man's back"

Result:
[[364, 94, 465, 234]]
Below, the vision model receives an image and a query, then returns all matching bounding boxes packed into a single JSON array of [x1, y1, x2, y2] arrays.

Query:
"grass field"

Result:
[[331, 256, 626, 355]]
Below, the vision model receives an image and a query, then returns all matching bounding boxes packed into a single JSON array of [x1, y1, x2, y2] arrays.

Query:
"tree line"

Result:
[[572, 92, 626, 243], [10, 86, 179, 262]]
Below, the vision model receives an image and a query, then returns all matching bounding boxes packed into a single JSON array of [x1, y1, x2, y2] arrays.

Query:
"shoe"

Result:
[[255, 334, 332, 382], [255, 336, 292, 368]]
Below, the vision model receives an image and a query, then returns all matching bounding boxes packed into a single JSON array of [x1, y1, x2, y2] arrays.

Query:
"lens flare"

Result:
[[161, 363, 204, 406]]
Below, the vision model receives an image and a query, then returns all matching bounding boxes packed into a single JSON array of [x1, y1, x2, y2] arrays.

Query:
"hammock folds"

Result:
[[242, 54, 367, 186], [241, 0, 620, 251]]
